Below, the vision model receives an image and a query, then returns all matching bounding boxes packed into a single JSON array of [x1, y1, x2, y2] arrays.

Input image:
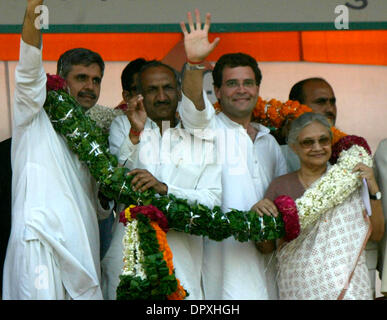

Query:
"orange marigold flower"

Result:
[[149, 221, 187, 300], [331, 126, 348, 145], [210, 97, 348, 145]]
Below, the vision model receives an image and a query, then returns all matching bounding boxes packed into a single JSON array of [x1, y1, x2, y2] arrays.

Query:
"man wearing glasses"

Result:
[[178, 9, 287, 299]]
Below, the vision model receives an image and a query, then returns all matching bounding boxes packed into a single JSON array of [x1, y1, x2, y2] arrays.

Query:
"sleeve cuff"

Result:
[[167, 184, 184, 200], [19, 39, 43, 74], [119, 136, 139, 165], [180, 90, 215, 129]]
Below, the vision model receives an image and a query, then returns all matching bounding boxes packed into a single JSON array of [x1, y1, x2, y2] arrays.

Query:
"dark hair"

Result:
[[121, 58, 147, 91], [137, 60, 181, 93], [57, 48, 105, 79], [289, 77, 328, 103], [212, 53, 262, 88]]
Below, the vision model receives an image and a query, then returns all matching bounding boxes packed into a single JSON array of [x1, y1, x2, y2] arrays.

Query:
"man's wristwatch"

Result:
[[369, 191, 382, 200], [185, 62, 206, 71]]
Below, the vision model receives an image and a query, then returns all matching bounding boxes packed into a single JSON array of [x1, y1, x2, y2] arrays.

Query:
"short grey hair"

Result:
[[287, 112, 332, 146]]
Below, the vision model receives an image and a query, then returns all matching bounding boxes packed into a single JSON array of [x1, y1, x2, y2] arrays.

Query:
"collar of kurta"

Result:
[[217, 112, 270, 141]]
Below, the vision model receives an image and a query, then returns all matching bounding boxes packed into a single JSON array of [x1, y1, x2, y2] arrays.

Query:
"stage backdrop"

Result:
[[1, 0, 387, 148], [1, 0, 386, 33]]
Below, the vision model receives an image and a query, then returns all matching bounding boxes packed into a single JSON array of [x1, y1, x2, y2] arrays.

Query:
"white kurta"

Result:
[[102, 115, 222, 300], [179, 91, 287, 300], [3, 40, 110, 300]]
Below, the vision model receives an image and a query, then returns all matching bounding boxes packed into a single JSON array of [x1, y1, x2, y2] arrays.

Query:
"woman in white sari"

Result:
[[253, 113, 384, 300]]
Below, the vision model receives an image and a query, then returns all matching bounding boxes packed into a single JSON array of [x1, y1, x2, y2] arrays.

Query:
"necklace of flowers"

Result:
[[85, 104, 124, 133], [213, 98, 347, 144], [117, 205, 187, 300], [44, 74, 299, 242], [274, 135, 372, 233], [44, 74, 301, 299]]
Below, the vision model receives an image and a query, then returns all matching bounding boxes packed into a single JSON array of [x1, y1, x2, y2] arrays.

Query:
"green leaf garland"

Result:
[[43, 89, 289, 243], [116, 214, 182, 300]]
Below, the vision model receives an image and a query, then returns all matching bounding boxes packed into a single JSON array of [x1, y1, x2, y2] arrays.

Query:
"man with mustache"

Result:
[[178, 9, 287, 299], [56, 47, 102, 109], [109, 60, 181, 158], [3, 0, 112, 299], [102, 60, 222, 299], [56, 48, 124, 134], [289, 78, 337, 126]]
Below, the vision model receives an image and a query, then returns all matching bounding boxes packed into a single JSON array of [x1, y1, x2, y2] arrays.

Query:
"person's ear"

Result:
[[177, 89, 182, 102], [122, 90, 130, 102], [214, 86, 221, 101]]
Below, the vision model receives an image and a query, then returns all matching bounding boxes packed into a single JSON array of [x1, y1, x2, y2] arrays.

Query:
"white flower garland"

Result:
[[296, 145, 373, 229], [121, 219, 147, 280], [86, 104, 124, 132]]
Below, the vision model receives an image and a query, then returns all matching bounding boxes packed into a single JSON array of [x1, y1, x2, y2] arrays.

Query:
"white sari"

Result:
[[277, 188, 372, 300]]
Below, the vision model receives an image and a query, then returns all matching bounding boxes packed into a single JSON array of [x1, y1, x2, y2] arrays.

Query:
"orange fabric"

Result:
[[302, 30, 387, 65], [206, 32, 301, 62], [0, 33, 181, 61], [1, 31, 386, 65], [0, 34, 21, 60], [0, 32, 300, 61]]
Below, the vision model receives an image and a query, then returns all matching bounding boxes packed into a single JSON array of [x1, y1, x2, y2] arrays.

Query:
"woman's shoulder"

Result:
[[271, 171, 299, 185], [265, 171, 302, 201]]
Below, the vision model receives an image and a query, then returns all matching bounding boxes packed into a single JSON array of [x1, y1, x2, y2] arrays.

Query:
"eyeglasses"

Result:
[[298, 136, 331, 149], [223, 79, 257, 89]]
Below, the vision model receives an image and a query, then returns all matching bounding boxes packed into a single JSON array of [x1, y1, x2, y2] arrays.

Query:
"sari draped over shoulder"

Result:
[[276, 188, 372, 300]]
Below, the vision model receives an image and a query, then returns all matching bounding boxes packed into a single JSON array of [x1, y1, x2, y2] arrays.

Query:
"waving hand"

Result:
[[180, 9, 220, 63]]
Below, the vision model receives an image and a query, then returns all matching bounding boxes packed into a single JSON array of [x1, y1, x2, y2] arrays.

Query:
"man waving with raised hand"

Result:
[[3, 1, 111, 300], [179, 9, 287, 300]]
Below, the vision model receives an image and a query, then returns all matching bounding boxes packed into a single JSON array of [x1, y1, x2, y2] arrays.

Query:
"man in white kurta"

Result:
[[179, 93, 286, 299], [179, 10, 287, 299], [101, 62, 222, 300], [3, 1, 110, 299]]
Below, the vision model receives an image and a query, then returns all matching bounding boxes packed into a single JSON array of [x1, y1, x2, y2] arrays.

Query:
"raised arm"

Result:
[[180, 9, 219, 110], [23, 0, 44, 49], [14, 0, 47, 128]]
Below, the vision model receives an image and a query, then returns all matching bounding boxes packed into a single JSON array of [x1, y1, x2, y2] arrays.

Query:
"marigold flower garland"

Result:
[[274, 135, 372, 232], [117, 205, 187, 300], [43, 74, 301, 299], [149, 220, 187, 300], [214, 98, 347, 144]]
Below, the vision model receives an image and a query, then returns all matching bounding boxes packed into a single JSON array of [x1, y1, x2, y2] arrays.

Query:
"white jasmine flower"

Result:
[[86, 104, 124, 132], [296, 145, 372, 230]]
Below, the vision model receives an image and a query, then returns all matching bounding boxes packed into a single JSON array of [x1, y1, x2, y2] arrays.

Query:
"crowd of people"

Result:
[[1, 1, 386, 300]]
